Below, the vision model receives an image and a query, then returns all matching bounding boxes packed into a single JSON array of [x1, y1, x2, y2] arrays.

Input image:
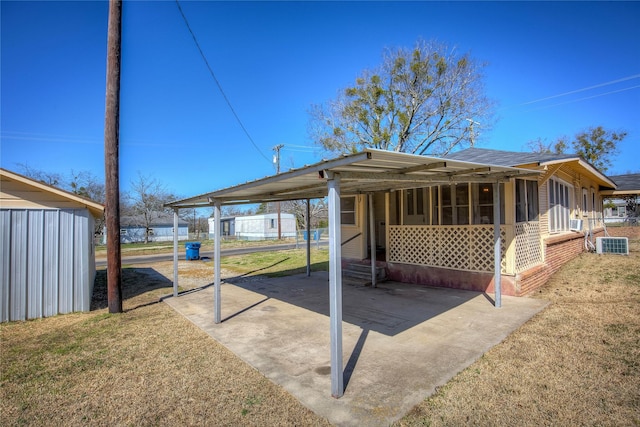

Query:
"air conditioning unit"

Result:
[[596, 237, 629, 255], [569, 219, 583, 232]]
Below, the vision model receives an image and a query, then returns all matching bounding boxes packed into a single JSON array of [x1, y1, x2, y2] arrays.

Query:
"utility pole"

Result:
[[273, 144, 284, 240], [466, 118, 480, 147], [104, 0, 123, 313]]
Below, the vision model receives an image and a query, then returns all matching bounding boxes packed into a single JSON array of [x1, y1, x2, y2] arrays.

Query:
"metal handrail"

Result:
[[341, 232, 362, 246]]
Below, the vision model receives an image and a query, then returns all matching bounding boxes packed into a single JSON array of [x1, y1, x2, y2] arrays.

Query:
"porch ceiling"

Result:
[[166, 148, 542, 209]]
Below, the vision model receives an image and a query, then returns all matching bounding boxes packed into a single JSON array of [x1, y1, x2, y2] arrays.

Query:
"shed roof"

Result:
[[0, 168, 104, 218], [167, 148, 541, 209]]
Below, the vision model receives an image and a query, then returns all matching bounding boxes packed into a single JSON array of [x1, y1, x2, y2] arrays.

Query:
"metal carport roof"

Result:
[[165, 148, 542, 398], [166, 148, 541, 209]]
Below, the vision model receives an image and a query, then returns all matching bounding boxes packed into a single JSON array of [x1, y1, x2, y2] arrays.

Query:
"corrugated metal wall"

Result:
[[0, 208, 95, 322]]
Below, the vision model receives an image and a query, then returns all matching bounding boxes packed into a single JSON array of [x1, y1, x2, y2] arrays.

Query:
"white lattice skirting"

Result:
[[388, 225, 507, 273], [514, 221, 543, 272]]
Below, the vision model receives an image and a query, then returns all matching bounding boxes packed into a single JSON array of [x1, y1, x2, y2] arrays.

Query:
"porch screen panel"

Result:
[[456, 184, 470, 225]]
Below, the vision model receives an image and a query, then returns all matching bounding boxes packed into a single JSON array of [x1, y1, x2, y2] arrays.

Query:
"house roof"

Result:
[[121, 213, 188, 227], [167, 148, 541, 209], [445, 147, 578, 167], [446, 147, 616, 189], [601, 173, 640, 196], [0, 168, 104, 218]]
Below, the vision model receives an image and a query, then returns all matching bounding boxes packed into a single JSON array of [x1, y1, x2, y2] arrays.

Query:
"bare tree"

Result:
[[69, 170, 106, 203], [308, 39, 495, 156], [16, 165, 106, 236], [281, 199, 328, 229], [16, 163, 63, 187], [526, 137, 568, 154], [127, 172, 175, 243]]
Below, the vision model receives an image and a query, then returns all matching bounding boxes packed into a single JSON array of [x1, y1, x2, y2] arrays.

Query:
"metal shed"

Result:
[[166, 149, 540, 397], [0, 168, 104, 322]]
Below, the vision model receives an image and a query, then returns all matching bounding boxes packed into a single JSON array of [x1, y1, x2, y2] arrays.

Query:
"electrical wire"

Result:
[[174, 0, 270, 163], [520, 74, 640, 106]]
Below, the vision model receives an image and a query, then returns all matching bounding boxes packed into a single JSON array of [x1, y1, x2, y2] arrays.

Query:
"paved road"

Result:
[[96, 241, 327, 267]]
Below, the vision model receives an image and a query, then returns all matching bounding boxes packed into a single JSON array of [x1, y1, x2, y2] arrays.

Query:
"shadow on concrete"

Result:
[[225, 272, 479, 338], [92, 267, 173, 311]]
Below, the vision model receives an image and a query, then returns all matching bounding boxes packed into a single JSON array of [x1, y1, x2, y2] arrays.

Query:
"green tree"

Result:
[[571, 126, 625, 173], [308, 39, 495, 156], [531, 126, 626, 172]]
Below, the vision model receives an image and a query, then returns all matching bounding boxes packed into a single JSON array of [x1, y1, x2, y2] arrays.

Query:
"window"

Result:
[[549, 178, 572, 233], [515, 179, 539, 223], [341, 196, 356, 225], [269, 218, 276, 229], [120, 229, 128, 236], [582, 188, 589, 216]]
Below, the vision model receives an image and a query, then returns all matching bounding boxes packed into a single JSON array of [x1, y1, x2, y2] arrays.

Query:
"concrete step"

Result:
[[343, 263, 387, 282]]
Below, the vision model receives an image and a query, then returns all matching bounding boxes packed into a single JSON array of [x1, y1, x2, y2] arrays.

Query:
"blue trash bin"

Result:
[[185, 242, 201, 260]]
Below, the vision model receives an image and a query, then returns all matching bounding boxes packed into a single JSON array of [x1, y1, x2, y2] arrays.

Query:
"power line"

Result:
[[523, 85, 640, 113], [174, 0, 270, 163], [516, 74, 640, 107]]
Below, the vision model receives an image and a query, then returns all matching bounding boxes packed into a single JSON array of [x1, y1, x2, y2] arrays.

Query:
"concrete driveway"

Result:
[[164, 271, 548, 426]]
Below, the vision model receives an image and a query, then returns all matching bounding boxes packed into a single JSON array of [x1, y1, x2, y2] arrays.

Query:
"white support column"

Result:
[[493, 182, 502, 308], [306, 199, 311, 277], [385, 192, 390, 262], [368, 194, 377, 288], [214, 201, 222, 323], [172, 208, 179, 297], [327, 172, 344, 398]]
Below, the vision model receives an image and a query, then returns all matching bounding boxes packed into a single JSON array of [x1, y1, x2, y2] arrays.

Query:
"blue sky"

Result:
[[2, 1, 639, 199]]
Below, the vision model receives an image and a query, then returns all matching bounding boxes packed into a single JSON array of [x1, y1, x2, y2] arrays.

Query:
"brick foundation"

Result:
[[362, 227, 627, 297]]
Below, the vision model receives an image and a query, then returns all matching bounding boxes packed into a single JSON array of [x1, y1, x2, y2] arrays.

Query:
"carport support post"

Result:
[[493, 182, 502, 308], [214, 201, 222, 324], [173, 208, 179, 297], [306, 198, 311, 277], [369, 194, 377, 287], [327, 172, 344, 398]]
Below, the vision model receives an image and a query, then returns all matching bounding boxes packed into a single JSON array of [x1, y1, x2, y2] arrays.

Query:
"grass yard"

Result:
[[95, 237, 305, 259], [2, 236, 639, 426]]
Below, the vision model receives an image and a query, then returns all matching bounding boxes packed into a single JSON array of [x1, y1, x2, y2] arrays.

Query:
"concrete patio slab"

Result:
[[164, 271, 548, 426]]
